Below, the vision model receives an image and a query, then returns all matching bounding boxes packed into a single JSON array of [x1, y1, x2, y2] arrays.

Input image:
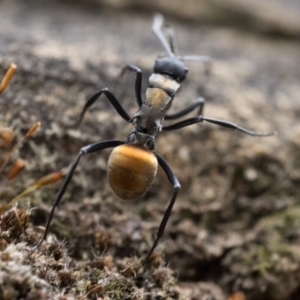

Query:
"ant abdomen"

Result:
[[107, 144, 158, 200]]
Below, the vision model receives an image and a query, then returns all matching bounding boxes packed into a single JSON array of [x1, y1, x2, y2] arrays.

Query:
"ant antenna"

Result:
[[164, 25, 180, 56], [180, 55, 211, 63], [153, 14, 211, 64], [152, 13, 174, 57]]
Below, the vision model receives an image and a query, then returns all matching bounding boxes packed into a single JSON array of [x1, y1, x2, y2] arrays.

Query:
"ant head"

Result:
[[154, 56, 188, 83]]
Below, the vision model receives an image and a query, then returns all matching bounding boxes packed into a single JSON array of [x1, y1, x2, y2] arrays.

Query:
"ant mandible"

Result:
[[33, 14, 275, 265]]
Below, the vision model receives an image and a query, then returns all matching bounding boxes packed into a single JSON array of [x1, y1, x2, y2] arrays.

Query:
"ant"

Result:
[[32, 14, 275, 265]]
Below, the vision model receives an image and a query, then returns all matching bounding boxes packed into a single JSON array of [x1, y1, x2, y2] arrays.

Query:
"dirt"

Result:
[[1, 1, 300, 299]]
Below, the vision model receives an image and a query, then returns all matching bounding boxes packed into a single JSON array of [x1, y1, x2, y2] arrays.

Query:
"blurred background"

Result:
[[1, 1, 300, 299]]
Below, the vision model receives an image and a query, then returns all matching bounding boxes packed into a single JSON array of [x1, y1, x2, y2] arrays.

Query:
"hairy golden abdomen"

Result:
[[107, 144, 158, 200]]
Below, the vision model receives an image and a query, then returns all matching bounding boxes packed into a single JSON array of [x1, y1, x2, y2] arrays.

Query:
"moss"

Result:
[[223, 206, 300, 299]]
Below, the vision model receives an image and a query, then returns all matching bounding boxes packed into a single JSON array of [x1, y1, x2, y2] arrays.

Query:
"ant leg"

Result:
[[72, 88, 131, 126], [143, 153, 181, 266], [30, 139, 124, 253], [165, 97, 205, 120], [162, 116, 276, 136], [152, 14, 173, 57], [119, 64, 143, 107]]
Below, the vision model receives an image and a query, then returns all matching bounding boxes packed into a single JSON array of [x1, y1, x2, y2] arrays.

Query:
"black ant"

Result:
[[32, 14, 275, 265]]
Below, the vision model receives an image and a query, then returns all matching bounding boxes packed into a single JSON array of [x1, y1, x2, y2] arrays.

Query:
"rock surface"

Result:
[[1, 1, 300, 299]]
